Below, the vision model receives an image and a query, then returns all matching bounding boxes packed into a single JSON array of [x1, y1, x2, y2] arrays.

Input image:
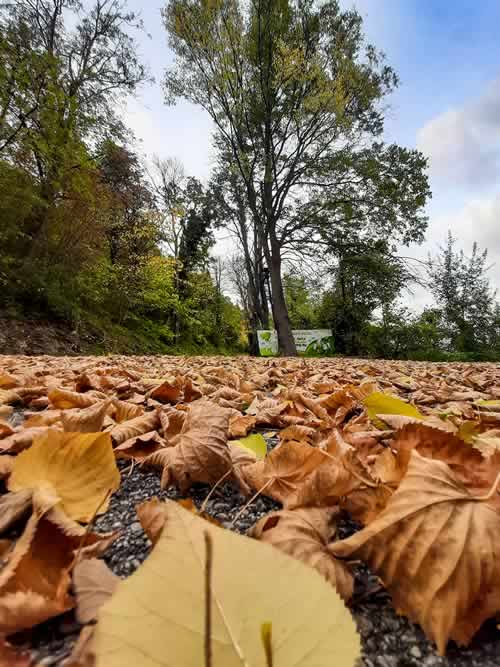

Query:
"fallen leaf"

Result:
[[144, 401, 231, 492], [0, 374, 18, 390], [0, 456, 14, 480], [73, 559, 120, 623], [157, 405, 186, 441], [0, 489, 32, 535], [61, 625, 96, 667], [229, 433, 267, 459], [8, 431, 120, 522], [0, 420, 14, 439], [0, 427, 54, 454], [0, 406, 13, 420], [230, 444, 257, 495], [251, 507, 353, 601], [0, 389, 21, 406], [49, 388, 101, 410], [136, 497, 167, 545], [94, 499, 360, 666], [150, 379, 181, 404], [391, 423, 500, 502], [114, 431, 166, 461], [177, 498, 222, 527], [228, 413, 256, 438], [61, 401, 111, 433], [331, 451, 500, 654], [23, 409, 62, 428], [278, 424, 317, 445], [0, 639, 32, 666], [363, 392, 423, 429], [111, 400, 144, 423], [110, 411, 160, 446], [242, 440, 345, 507]]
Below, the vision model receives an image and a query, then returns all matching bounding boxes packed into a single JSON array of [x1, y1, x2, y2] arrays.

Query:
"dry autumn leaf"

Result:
[[251, 507, 353, 602], [114, 431, 166, 461], [229, 443, 257, 495], [0, 489, 32, 535], [391, 423, 500, 505], [61, 400, 111, 433], [228, 413, 256, 438], [111, 399, 144, 424], [144, 401, 231, 492], [110, 411, 160, 446], [8, 431, 120, 522], [242, 440, 353, 508], [94, 499, 360, 666], [48, 388, 102, 410], [0, 456, 14, 481], [331, 451, 500, 654], [136, 497, 167, 545], [0, 426, 54, 454], [0, 506, 118, 635], [0, 419, 14, 438], [73, 559, 120, 623], [62, 625, 96, 667], [0, 639, 32, 667]]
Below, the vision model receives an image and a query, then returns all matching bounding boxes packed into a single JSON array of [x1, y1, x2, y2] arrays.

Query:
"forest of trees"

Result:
[[1, 0, 499, 359]]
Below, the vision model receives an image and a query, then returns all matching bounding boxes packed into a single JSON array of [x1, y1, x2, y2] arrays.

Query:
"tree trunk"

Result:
[[267, 238, 297, 356]]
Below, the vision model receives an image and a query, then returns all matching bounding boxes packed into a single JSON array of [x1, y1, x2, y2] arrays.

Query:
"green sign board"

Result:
[[257, 330, 334, 356]]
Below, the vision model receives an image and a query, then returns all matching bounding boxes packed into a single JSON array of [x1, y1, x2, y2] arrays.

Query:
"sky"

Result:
[[119, 0, 500, 310]]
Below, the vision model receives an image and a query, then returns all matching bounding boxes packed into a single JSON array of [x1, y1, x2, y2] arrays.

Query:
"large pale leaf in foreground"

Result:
[[8, 431, 120, 522], [95, 499, 359, 667], [331, 451, 500, 654]]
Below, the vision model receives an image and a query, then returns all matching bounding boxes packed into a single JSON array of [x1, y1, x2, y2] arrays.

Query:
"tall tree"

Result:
[[324, 241, 411, 355], [428, 233, 499, 353], [209, 150, 270, 350], [0, 0, 147, 250], [163, 0, 429, 354]]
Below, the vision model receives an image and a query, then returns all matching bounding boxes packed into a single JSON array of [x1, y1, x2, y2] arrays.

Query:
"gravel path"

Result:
[[26, 456, 500, 667]]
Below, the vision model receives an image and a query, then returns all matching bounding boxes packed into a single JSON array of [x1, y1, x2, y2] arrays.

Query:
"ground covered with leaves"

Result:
[[1, 355, 500, 666]]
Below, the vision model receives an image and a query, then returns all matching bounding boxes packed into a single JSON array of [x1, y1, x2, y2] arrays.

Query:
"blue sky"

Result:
[[120, 0, 500, 307]]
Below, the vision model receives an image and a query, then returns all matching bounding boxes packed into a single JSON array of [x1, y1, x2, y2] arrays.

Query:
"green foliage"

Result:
[[283, 274, 321, 329], [428, 233, 499, 354]]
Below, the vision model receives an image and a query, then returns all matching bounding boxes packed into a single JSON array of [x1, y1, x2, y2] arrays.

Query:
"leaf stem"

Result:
[[204, 531, 213, 667], [229, 478, 274, 529], [261, 622, 273, 667], [201, 469, 232, 513]]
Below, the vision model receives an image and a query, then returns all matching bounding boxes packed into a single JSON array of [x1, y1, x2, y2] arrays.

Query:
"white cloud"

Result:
[[121, 96, 214, 181], [431, 192, 500, 280], [417, 79, 500, 187]]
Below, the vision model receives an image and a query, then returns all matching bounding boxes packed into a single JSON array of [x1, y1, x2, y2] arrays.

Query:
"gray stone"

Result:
[[130, 521, 143, 534], [410, 646, 422, 659], [356, 616, 374, 636]]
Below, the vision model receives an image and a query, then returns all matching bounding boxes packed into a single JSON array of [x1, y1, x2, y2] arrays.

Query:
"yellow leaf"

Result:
[[8, 431, 120, 522], [94, 499, 360, 667], [457, 420, 479, 443], [229, 433, 267, 459], [363, 391, 423, 429], [48, 388, 101, 410]]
